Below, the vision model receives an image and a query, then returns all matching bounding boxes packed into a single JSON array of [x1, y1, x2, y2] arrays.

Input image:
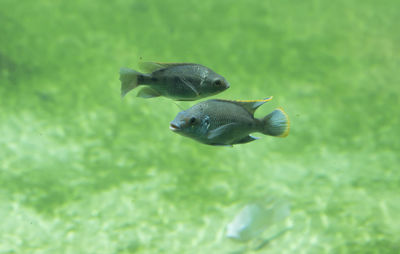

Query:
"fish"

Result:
[[169, 97, 290, 146], [119, 62, 230, 100], [226, 199, 290, 242]]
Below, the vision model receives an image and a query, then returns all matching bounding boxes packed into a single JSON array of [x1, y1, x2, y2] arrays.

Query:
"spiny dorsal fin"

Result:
[[138, 62, 191, 73], [231, 97, 273, 114]]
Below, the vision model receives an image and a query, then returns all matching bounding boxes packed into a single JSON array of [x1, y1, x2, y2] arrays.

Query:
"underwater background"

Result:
[[1, 0, 399, 253]]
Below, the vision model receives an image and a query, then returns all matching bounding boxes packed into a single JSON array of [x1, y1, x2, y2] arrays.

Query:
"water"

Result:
[[1, 0, 399, 253]]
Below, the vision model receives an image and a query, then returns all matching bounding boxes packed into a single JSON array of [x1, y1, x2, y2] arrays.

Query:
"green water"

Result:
[[1, 0, 399, 253]]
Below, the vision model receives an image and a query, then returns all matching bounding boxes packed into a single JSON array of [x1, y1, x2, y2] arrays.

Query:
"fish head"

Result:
[[170, 107, 211, 139], [201, 72, 230, 96]]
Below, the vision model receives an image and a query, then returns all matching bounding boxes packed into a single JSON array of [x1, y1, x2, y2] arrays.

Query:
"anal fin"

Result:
[[236, 135, 260, 144]]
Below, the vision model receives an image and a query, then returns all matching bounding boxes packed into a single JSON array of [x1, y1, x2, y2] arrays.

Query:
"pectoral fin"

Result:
[[207, 123, 237, 140], [137, 87, 161, 98], [178, 76, 199, 97]]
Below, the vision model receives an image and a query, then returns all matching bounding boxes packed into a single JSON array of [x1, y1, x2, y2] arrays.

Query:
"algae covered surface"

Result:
[[1, 0, 400, 253]]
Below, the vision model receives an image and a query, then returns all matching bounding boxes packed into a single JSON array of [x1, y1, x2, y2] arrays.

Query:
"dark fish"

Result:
[[169, 97, 290, 146], [119, 62, 230, 100]]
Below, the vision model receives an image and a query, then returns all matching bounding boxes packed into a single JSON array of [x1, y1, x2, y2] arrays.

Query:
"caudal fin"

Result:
[[261, 107, 290, 137], [119, 67, 141, 98]]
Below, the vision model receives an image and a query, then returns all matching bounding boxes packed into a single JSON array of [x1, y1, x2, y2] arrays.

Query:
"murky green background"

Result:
[[1, 0, 399, 253]]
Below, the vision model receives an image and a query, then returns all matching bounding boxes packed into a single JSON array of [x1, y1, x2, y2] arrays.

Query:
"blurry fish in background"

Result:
[[119, 62, 230, 100], [169, 97, 290, 146], [226, 199, 291, 252]]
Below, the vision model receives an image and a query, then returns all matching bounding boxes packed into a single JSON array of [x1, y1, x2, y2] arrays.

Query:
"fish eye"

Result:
[[190, 117, 196, 124], [214, 79, 223, 86]]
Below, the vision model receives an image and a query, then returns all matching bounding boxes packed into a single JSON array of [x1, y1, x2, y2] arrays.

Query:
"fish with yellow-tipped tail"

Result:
[[119, 62, 230, 100], [169, 97, 290, 146]]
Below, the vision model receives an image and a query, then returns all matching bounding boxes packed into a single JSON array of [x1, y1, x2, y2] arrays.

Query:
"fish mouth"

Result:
[[169, 123, 181, 131]]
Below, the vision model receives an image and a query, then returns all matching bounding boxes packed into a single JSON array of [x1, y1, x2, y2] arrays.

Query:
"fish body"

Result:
[[169, 98, 290, 146], [120, 62, 229, 100], [226, 204, 266, 241], [226, 200, 290, 242]]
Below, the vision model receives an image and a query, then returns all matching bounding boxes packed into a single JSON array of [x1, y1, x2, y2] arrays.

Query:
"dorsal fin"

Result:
[[138, 62, 189, 73], [231, 97, 273, 114]]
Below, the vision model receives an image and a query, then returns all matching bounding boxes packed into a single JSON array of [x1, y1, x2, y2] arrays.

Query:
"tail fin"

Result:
[[119, 67, 141, 98], [261, 107, 290, 137]]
